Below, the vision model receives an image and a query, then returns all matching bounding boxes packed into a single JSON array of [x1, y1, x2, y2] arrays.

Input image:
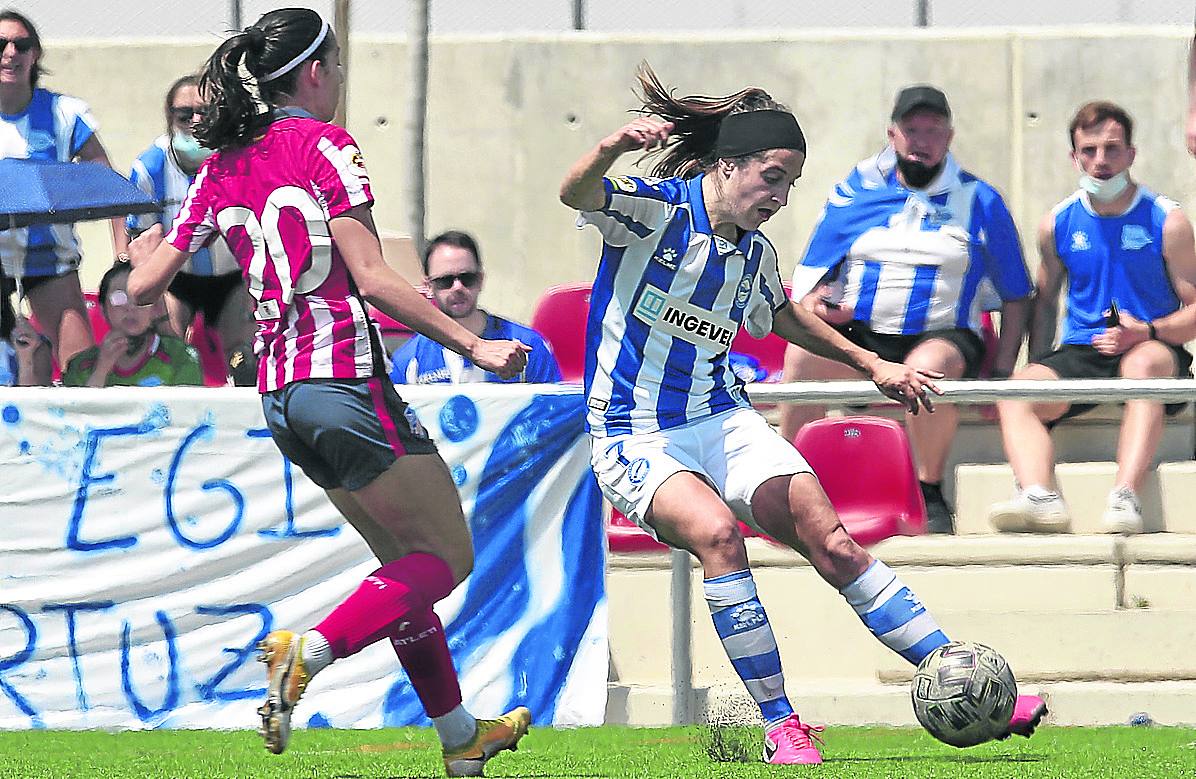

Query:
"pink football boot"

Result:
[[1001, 694, 1048, 739], [763, 714, 825, 765]]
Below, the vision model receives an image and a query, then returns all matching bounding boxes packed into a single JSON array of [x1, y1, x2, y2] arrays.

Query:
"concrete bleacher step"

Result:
[[954, 461, 1196, 534], [605, 535, 1196, 726]]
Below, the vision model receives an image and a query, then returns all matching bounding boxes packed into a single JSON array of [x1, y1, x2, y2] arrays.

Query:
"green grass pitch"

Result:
[[1, 725, 1195, 778]]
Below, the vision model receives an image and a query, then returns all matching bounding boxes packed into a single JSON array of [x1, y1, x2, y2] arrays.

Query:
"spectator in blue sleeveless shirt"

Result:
[[989, 101, 1196, 536]]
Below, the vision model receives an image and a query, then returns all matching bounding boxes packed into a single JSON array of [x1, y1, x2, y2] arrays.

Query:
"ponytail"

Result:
[[194, 31, 270, 150], [634, 62, 789, 179], [193, 7, 333, 150]]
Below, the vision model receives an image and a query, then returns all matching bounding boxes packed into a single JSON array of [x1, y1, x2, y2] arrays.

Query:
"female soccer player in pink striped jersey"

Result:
[[126, 8, 530, 776]]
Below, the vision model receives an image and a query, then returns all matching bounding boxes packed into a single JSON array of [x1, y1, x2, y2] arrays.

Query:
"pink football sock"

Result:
[[313, 552, 456, 659], [388, 608, 463, 718]]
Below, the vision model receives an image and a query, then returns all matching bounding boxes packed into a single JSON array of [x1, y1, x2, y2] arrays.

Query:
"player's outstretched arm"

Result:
[[559, 118, 674, 212], [331, 205, 529, 379], [772, 300, 941, 414], [127, 224, 190, 305]]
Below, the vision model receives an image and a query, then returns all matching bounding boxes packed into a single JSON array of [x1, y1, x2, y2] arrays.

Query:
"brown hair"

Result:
[[634, 63, 791, 179], [1068, 101, 1133, 150]]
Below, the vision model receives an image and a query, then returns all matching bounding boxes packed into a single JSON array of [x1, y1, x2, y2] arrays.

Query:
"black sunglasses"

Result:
[[428, 271, 481, 291], [170, 106, 208, 122], [0, 37, 35, 54]]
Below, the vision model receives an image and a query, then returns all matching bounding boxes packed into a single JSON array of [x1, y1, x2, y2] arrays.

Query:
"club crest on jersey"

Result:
[[1121, 224, 1152, 251], [735, 275, 753, 306], [627, 458, 650, 485], [1070, 231, 1091, 252], [23, 129, 53, 155], [610, 176, 637, 193], [632, 284, 736, 351]]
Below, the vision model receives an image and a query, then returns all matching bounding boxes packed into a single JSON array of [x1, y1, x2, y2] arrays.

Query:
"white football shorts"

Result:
[[590, 407, 813, 539]]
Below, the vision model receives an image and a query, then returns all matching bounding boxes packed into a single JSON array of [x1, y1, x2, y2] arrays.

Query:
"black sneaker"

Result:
[[920, 481, 955, 535]]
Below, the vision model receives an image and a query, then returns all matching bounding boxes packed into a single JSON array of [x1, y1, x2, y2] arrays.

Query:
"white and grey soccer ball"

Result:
[[911, 641, 1017, 747]]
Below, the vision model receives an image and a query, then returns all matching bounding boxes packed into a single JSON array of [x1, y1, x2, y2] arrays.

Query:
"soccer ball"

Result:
[[911, 641, 1017, 747]]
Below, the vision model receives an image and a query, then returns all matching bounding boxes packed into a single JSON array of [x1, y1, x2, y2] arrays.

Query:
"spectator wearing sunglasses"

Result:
[[127, 74, 256, 385], [62, 260, 201, 388], [389, 230, 561, 384], [0, 10, 129, 368]]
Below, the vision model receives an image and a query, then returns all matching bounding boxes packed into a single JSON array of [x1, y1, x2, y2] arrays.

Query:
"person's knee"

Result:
[[690, 516, 746, 566], [1119, 344, 1176, 379], [812, 526, 869, 586]]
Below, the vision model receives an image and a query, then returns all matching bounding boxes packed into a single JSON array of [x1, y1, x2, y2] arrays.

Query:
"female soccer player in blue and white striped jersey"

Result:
[[561, 65, 1045, 763]]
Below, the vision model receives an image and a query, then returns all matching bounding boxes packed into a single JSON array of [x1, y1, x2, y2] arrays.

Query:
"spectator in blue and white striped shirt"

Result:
[[0, 9, 128, 367], [128, 74, 254, 382], [781, 85, 1033, 534]]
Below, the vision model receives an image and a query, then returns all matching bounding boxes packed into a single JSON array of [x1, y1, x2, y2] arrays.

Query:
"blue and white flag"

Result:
[[0, 386, 606, 731]]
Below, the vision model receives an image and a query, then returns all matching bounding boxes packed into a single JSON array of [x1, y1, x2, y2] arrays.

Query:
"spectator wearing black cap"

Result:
[[780, 84, 1034, 534]]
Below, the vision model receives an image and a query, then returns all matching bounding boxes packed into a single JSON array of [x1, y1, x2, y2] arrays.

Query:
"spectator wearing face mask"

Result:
[[62, 260, 202, 387], [780, 85, 1034, 534], [127, 74, 256, 384]]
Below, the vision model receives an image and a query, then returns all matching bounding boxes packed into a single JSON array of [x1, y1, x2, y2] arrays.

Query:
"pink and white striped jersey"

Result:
[[166, 116, 380, 392]]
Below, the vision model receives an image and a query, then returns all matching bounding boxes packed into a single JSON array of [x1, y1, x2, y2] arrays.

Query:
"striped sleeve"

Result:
[[577, 175, 681, 248], [52, 94, 98, 159], [311, 126, 373, 219], [972, 184, 1032, 301], [128, 151, 160, 233], [165, 164, 217, 254]]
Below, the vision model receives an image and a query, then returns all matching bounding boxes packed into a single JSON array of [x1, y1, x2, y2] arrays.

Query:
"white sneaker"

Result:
[[1102, 486, 1143, 535], [988, 487, 1072, 533]]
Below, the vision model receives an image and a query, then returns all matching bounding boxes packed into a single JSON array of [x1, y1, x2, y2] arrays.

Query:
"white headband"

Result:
[[257, 21, 329, 84]]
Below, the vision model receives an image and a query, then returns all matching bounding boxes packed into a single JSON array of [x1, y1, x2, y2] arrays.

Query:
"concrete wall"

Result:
[[42, 28, 1196, 321]]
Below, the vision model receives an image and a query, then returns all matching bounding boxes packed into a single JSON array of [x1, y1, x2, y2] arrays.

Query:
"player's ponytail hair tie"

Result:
[[257, 19, 329, 83], [243, 25, 267, 54], [715, 110, 807, 158]]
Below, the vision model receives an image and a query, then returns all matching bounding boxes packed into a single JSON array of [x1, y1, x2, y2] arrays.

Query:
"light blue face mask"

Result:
[[1078, 171, 1130, 202], [170, 131, 214, 171]]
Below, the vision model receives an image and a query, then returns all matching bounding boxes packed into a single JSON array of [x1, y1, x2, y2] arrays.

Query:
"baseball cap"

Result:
[[891, 85, 951, 122]]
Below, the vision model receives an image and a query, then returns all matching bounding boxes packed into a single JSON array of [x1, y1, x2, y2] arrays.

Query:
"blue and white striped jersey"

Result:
[[0, 88, 97, 278], [792, 148, 1032, 336], [1051, 187, 1182, 346], [577, 173, 788, 437], [128, 136, 238, 277]]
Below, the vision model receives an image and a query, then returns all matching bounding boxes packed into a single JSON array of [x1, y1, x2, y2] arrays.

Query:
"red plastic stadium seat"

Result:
[[792, 416, 927, 546], [187, 312, 229, 387], [530, 283, 591, 384], [606, 507, 770, 553], [83, 290, 109, 342], [727, 284, 792, 383], [977, 310, 999, 379], [606, 507, 670, 553]]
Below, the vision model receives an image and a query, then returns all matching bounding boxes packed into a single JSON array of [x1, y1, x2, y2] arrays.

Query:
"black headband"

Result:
[[714, 110, 807, 158]]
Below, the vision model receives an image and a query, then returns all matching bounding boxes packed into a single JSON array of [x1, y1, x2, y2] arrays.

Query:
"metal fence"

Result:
[[19, 0, 1196, 39]]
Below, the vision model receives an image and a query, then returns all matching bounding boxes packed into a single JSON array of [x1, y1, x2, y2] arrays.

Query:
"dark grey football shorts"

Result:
[[261, 376, 438, 491]]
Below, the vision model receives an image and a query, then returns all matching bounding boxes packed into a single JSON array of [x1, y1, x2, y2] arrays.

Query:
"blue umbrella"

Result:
[[0, 158, 160, 230]]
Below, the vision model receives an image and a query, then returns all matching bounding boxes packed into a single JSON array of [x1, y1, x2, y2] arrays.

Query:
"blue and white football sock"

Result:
[[705, 570, 793, 728], [839, 560, 949, 665]]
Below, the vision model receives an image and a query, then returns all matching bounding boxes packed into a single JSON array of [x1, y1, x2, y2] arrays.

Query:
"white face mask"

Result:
[[170, 131, 214, 171], [1078, 170, 1130, 203]]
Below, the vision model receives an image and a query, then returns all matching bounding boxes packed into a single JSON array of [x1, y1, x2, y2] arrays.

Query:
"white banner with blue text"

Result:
[[0, 385, 606, 731]]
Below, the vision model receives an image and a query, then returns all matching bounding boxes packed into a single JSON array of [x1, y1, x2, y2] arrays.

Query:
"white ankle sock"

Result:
[[300, 630, 333, 676], [434, 703, 477, 749]]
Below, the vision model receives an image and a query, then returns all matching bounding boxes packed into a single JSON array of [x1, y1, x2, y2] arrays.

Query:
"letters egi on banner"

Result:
[[0, 385, 606, 731]]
